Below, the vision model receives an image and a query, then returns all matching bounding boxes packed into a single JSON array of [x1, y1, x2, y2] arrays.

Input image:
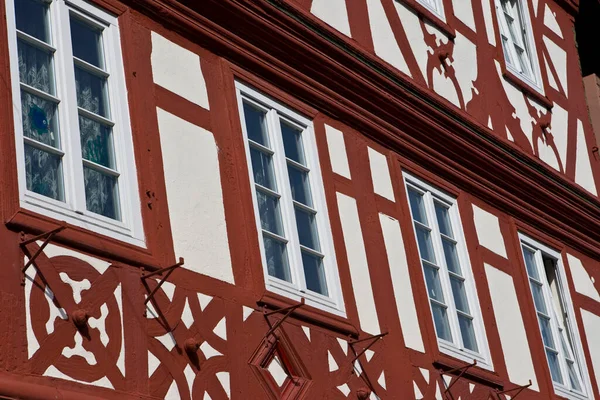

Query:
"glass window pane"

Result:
[[567, 361, 582, 391], [250, 148, 276, 190], [538, 316, 556, 349], [24, 144, 63, 201], [75, 66, 109, 117], [256, 190, 284, 236], [458, 314, 479, 352], [287, 165, 313, 207], [435, 202, 453, 237], [530, 281, 547, 314], [243, 102, 269, 146], [523, 247, 539, 280], [295, 207, 320, 251], [263, 235, 291, 283], [450, 276, 470, 314], [415, 226, 436, 264], [84, 167, 120, 220], [424, 264, 444, 303], [281, 121, 305, 165], [546, 349, 563, 384], [407, 188, 427, 225], [21, 91, 59, 148], [501, 36, 514, 67], [70, 17, 104, 69], [302, 252, 328, 296], [442, 238, 461, 275], [18, 40, 54, 94], [431, 302, 452, 342], [15, 0, 50, 43], [79, 116, 115, 168]]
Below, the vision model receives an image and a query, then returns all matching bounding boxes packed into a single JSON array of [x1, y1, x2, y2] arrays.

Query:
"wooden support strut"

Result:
[[20, 222, 67, 276], [492, 380, 532, 400], [440, 360, 477, 398], [262, 298, 305, 340], [141, 257, 184, 305], [347, 332, 388, 399]]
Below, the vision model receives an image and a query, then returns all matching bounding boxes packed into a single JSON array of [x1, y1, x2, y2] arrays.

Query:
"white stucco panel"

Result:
[[449, 32, 478, 106], [485, 264, 539, 391], [432, 67, 461, 108], [567, 254, 600, 302], [311, 0, 352, 37], [157, 108, 234, 283], [151, 32, 210, 109], [336, 193, 381, 335], [379, 213, 425, 352], [472, 205, 507, 258], [547, 103, 568, 170], [368, 147, 395, 201], [543, 4, 563, 38], [452, 0, 476, 31], [482, 0, 497, 46], [367, 0, 412, 76], [543, 37, 568, 98], [325, 124, 352, 179], [393, 2, 429, 84], [575, 119, 598, 196], [581, 309, 600, 395]]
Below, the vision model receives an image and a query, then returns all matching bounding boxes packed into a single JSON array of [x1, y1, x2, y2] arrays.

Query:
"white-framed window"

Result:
[[416, 0, 446, 20], [495, 0, 543, 91], [5, 0, 144, 246], [235, 81, 345, 316], [519, 234, 592, 400], [404, 173, 493, 369]]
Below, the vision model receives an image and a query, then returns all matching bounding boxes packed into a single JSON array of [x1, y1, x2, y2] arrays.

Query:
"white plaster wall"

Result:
[[472, 205, 507, 258], [368, 147, 395, 201], [379, 213, 425, 352], [543, 37, 568, 97], [581, 309, 600, 395], [482, 0, 496, 46], [311, 0, 352, 37], [485, 264, 539, 390], [157, 108, 235, 283], [325, 125, 352, 179], [452, 0, 476, 31], [567, 254, 600, 302], [151, 32, 210, 110], [336, 192, 381, 334], [575, 119, 598, 196], [547, 103, 569, 169], [393, 2, 429, 84], [367, 0, 412, 77], [543, 4, 563, 39], [450, 33, 478, 106]]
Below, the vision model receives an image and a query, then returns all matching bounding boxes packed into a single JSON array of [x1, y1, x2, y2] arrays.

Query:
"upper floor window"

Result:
[[495, 0, 543, 91], [6, 0, 143, 246], [519, 235, 591, 400], [235, 82, 344, 315], [404, 173, 492, 368], [416, 0, 445, 19]]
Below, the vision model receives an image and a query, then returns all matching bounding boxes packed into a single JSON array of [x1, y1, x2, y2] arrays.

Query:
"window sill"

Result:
[[258, 291, 359, 338], [396, 0, 456, 40], [434, 356, 503, 390], [6, 208, 160, 270], [554, 385, 590, 400], [502, 69, 553, 110]]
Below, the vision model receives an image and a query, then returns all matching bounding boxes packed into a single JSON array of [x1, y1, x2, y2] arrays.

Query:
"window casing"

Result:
[[235, 82, 344, 316], [416, 0, 445, 20], [6, 0, 143, 246], [519, 234, 592, 400], [495, 0, 543, 91], [404, 173, 492, 368]]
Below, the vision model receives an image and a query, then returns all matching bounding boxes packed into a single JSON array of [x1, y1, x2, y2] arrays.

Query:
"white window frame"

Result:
[[5, 0, 144, 247], [415, 0, 446, 21], [404, 173, 493, 369], [519, 234, 593, 400], [235, 81, 345, 316], [494, 0, 544, 93]]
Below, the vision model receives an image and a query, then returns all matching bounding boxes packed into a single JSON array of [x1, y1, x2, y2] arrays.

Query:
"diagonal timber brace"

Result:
[[348, 332, 388, 399]]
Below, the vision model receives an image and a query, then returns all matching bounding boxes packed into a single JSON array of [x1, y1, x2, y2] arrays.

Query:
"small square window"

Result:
[[236, 82, 345, 316]]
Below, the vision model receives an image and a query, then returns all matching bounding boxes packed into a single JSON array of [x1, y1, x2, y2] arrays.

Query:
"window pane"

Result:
[[424, 264, 444, 302], [15, 0, 50, 43], [287, 165, 313, 207], [21, 91, 59, 148], [243, 102, 269, 146], [434, 202, 453, 237], [295, 207, 320, 251], [450, 276, 470, 314], [538, 316, 555, 349], [75, 67, 109, 117], [250, 148, 276, 190], [407, 188, 427, 225], [70, 18, 104, 69], [546, 349, 564, 384], [18, 40, 54, 94], [79, 116, 115, 168], [263, 235, 291, 282], [458, 314, 479, 352], [431, 302, 452, 342], [84, 167, 119, 220], [530, 281, 547, 314], [256, 190, 284, 236], [442, 238, 461, 274], [523, 247, 539, 280], [415, 226, 436, 263], [501, 36, 514, 67], [302, 252, 328, 296], [567, 360, 582, 391], [24, 144, 63, 200], [281, 121, 305, 165]]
